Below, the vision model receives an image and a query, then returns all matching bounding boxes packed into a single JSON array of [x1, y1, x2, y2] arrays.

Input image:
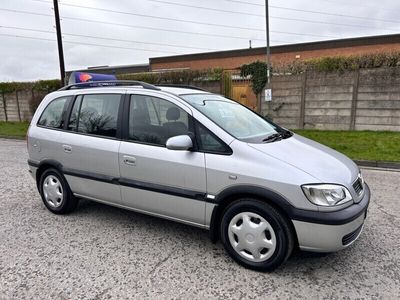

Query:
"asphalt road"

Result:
[[0, 138, 399, 299]]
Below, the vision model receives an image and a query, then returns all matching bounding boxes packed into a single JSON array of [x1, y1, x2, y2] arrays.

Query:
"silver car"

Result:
[[27, 81, 370, 271]]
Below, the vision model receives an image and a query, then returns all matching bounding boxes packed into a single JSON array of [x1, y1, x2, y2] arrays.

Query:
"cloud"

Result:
[[0, 0, 399, 81]]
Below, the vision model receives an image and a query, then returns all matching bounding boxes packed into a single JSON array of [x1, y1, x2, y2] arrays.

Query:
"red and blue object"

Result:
[[68, 72, 117, 85]]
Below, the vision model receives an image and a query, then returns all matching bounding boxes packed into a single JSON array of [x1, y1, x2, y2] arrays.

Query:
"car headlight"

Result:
[[302, 184, 353, 206]]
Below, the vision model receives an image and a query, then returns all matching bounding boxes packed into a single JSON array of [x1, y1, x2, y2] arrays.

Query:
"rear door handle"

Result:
[[63, 145, 72, 153], [123, 155, 136, 166]]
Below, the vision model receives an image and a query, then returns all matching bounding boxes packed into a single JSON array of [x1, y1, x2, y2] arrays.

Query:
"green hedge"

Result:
[[0, 80, 61, 115], [240, 61, 269, 96], [0, 79, 61, 93], [117, 68, 223, 83], [274, 52, 400, 74]]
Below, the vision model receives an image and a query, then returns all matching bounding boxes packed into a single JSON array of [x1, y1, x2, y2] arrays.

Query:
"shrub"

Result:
[[117, 68, 223, 84], [240, 61, 269, 96], [274, 51, 400, 74]]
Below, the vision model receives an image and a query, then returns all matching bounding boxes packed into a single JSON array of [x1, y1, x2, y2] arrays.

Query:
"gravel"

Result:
[[0, 138, 399, 299]]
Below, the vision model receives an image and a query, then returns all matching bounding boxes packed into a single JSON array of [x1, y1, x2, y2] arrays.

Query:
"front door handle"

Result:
[[63, 145, 72, 153], [123, 155, 136, 166]]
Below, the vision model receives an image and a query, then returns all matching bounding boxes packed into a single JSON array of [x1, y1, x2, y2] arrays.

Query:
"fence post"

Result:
[[299, 71, 307, 129], [15, 90, 22, 122], [222, 71, 232, 99], [1, 91, 7, 122], [350, 69, 360, 130], [31, 88, 35, 116]]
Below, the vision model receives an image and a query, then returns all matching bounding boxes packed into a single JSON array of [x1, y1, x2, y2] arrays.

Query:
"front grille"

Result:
[[342, 225, 363, 246], [353, 177, 363, 195]]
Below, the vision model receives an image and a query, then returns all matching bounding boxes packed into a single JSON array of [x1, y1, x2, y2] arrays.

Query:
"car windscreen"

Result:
[[181, 94, 289, 143]]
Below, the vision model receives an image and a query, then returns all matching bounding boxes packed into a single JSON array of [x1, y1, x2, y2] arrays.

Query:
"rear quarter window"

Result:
[[37, 96, 71, 129]]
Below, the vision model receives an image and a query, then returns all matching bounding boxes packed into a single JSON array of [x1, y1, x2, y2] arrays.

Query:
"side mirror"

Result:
[[166, 135, 193, 151]]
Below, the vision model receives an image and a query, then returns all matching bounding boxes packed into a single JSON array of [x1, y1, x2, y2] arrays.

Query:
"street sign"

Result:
[[264, 88, 272, 102]]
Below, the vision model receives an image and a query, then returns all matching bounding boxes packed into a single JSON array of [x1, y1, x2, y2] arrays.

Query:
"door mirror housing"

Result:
[[166, 135, 193, 151]]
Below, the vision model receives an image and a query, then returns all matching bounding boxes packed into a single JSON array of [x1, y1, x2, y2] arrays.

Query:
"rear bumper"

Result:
[[27, 159, 39, 179], [28, 165, 37, 179], [293, 184, 370, 252]]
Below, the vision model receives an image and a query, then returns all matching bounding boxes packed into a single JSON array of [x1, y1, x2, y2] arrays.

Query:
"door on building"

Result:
[[232, 83, 257, 111]]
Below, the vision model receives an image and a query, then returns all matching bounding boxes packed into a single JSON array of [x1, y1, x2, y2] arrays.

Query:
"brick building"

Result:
[[149, 34, 400, 71], [66, 34, 400, 112]]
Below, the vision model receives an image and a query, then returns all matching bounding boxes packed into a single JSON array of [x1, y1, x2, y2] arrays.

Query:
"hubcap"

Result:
[[228, 212, 277, 262], [42, 175, 63, 208]]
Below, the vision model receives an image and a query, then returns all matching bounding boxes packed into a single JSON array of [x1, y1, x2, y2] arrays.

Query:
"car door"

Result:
[[119, 92, 207, 226], [58, 92, 123, 205]]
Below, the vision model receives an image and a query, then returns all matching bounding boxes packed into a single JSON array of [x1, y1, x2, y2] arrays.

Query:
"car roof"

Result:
[[57, 83, 211, 97], [157, 86, 210, 96]]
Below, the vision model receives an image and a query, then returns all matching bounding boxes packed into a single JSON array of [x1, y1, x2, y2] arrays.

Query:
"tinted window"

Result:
[[195, 122, 231, 154], [38, 97, 70, 128], [68, 94, 121, 138], [129, 95, 190, 146]]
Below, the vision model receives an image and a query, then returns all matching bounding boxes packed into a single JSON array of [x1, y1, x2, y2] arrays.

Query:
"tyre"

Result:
[[39, 168, 78, 214], [220, 199, 294, 272]]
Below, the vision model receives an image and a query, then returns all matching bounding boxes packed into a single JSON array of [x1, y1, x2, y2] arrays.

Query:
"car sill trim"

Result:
[[73, 193, 209, 229]]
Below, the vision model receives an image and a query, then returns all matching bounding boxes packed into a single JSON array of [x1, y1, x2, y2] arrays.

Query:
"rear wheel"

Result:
[[39, 168, 78, 214], [220, 199, 294, 271]]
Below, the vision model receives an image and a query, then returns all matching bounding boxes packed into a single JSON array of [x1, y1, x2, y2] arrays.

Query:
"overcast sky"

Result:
[[1, 0, 399, 81]]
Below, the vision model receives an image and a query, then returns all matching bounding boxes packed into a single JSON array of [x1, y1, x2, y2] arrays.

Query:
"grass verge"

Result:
[[0, 122, 398, 162], [294, 129, 400, 162], [0, 121, 29, 139]]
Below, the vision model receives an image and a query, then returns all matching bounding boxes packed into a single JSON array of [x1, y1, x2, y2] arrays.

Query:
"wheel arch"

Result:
[[35, 159, 64, 188], [209, 185, 298, 245]]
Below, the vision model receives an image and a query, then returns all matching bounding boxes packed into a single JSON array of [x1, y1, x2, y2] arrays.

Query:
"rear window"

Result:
[[38, 96, 71, 129], [68, 94, 122, 138]]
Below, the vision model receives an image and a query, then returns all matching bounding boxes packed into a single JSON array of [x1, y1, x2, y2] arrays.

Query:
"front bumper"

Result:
[[292, 183, 370, 252]]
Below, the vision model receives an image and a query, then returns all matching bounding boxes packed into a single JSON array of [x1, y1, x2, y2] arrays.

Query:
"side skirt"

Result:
[[73, 192, 210, 230]]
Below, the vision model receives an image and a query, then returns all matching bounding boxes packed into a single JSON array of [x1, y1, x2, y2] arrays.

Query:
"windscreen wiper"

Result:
[[280, 130, 293, 139], [262, 133, 283, 143]]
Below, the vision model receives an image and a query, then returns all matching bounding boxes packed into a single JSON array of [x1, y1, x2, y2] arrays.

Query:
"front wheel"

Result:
[[220, 199, 294, 271]]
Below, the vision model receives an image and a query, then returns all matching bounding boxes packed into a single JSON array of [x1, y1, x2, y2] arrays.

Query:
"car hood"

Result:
[[248, 134, 359, 184]]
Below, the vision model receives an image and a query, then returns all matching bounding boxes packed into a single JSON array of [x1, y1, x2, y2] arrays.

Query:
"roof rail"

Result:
[[156, 84, 207, 91], [58, 80, 161, 91]]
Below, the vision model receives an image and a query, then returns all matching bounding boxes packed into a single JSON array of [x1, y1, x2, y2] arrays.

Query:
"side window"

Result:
[[129, 95, 190, 146], [68, 94, 121, 138], [38, 96, 70, 128], [195, 121, 232, 154], [68, 95, 82, 131]]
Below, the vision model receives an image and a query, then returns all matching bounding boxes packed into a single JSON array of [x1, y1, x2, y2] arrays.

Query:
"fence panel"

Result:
[[260, 67, 400, 131]]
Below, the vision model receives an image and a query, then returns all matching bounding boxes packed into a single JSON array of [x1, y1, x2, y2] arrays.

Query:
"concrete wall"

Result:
[[191, 80, 221, 94], [263, 67, 400, 131], [0, 90, 46, 122], [0, 83, 221, 123], [2, 67, 400, 132]]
